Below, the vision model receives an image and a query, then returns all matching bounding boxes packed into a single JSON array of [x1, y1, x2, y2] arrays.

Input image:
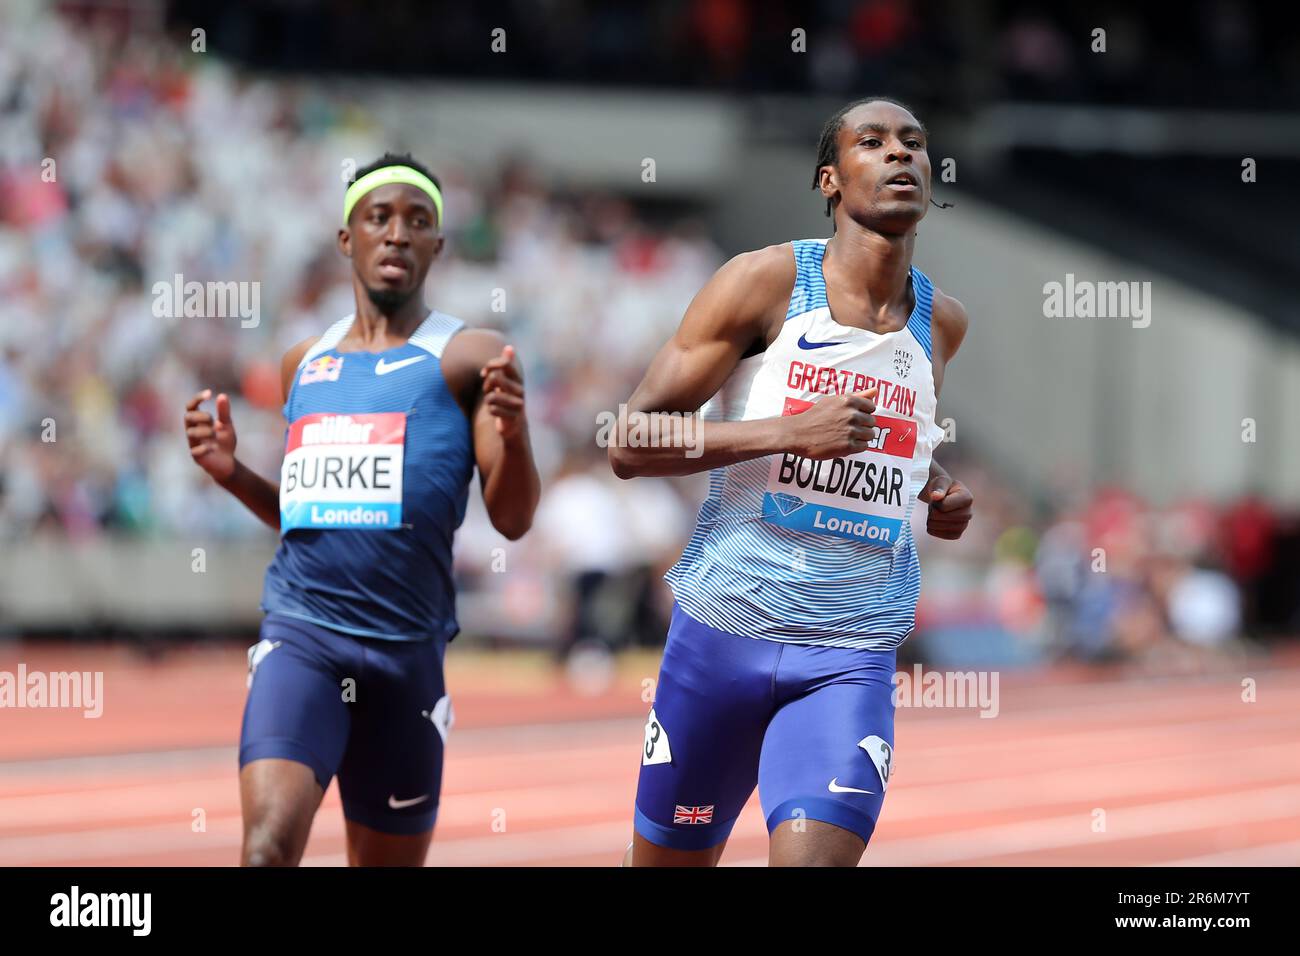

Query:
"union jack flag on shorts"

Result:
[[674, 805, 714, 825]]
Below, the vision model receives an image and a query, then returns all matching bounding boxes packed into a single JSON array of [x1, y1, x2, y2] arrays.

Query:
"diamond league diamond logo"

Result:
[[773, 493, 805, 516]]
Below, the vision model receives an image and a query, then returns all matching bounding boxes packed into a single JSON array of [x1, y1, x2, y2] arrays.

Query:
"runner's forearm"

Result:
[[609, 413, 792, 478], [482, 429, 540, 540], [217, 459, 281, 530]]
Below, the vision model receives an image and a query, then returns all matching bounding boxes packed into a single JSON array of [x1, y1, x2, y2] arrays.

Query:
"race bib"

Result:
[[762, 396, 916, 547], [642, 707, 672, 766], [280, 412, 405, 531], [858, 734, 894, 791]]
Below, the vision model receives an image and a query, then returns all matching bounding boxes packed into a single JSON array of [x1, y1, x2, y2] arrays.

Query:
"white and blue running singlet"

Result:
[[664, 238, 941, 650]]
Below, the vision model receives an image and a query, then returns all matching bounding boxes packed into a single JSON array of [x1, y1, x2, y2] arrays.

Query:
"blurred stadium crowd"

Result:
[[2, 5, 1296, 666]]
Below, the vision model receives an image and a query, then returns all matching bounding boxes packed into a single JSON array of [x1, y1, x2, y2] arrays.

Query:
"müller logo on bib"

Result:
[[279, 412, 406, 531]]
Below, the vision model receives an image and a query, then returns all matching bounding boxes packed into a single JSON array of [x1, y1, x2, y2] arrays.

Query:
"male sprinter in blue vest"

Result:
[[611, 98, 973, 866], [184, 153, 540, 866]]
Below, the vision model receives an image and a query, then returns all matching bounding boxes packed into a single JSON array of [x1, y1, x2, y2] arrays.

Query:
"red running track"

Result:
[[1, 642, 1298, 866]]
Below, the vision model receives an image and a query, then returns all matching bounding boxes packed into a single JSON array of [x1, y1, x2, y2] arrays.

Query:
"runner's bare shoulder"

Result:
[[280, 337, 319, 404], [688, 243, 798, 345]]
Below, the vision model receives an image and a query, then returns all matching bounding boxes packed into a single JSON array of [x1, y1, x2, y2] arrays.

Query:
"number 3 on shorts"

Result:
[[859, 734, 893, 790], [642, 708, 673, 766]]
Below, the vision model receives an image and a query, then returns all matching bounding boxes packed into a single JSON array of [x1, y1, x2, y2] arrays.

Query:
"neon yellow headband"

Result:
[[343, 165, 443, 227]]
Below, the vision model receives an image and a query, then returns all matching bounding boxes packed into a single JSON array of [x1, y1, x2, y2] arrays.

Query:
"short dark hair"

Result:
[[811, 96, 921, 218], [347, 152, 441, 193]]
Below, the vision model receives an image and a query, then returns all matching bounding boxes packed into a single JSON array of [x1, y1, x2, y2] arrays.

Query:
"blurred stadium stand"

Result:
[[1, 0, 1297, 670]]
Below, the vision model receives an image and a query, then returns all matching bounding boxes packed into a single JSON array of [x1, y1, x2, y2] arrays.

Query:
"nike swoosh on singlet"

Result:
[[375, 355, 429, 375], [797, 334, 839, 350], [388, 794, 430, 809], [827, 778, 874, 795]]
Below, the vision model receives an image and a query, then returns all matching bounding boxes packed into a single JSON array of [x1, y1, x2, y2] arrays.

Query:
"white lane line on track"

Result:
[[725, 782, 1300, 867], [0, 746, 1279, 835], [4, 666, 1297, 777], [304, 821, 638, 867], [0, 718, 647, 778], [10, 768, 1300, 867], [3, 730, 1298, 840]]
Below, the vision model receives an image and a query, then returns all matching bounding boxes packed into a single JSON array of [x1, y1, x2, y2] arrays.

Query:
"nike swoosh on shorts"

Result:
[[387, 794, 430, 809], [827, 778, 874, 795]]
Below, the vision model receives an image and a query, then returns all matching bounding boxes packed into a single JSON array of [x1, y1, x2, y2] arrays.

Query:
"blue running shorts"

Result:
[[634, 604, 896, 851], [240, 612, 452, 835]]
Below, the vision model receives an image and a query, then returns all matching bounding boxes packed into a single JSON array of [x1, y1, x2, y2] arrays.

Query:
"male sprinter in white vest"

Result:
[[184, 153, 540, 866], [610, 98, 974, 866]]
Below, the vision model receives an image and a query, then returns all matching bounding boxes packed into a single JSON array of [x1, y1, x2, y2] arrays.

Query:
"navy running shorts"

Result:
[[239, 612, 452, 835]]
